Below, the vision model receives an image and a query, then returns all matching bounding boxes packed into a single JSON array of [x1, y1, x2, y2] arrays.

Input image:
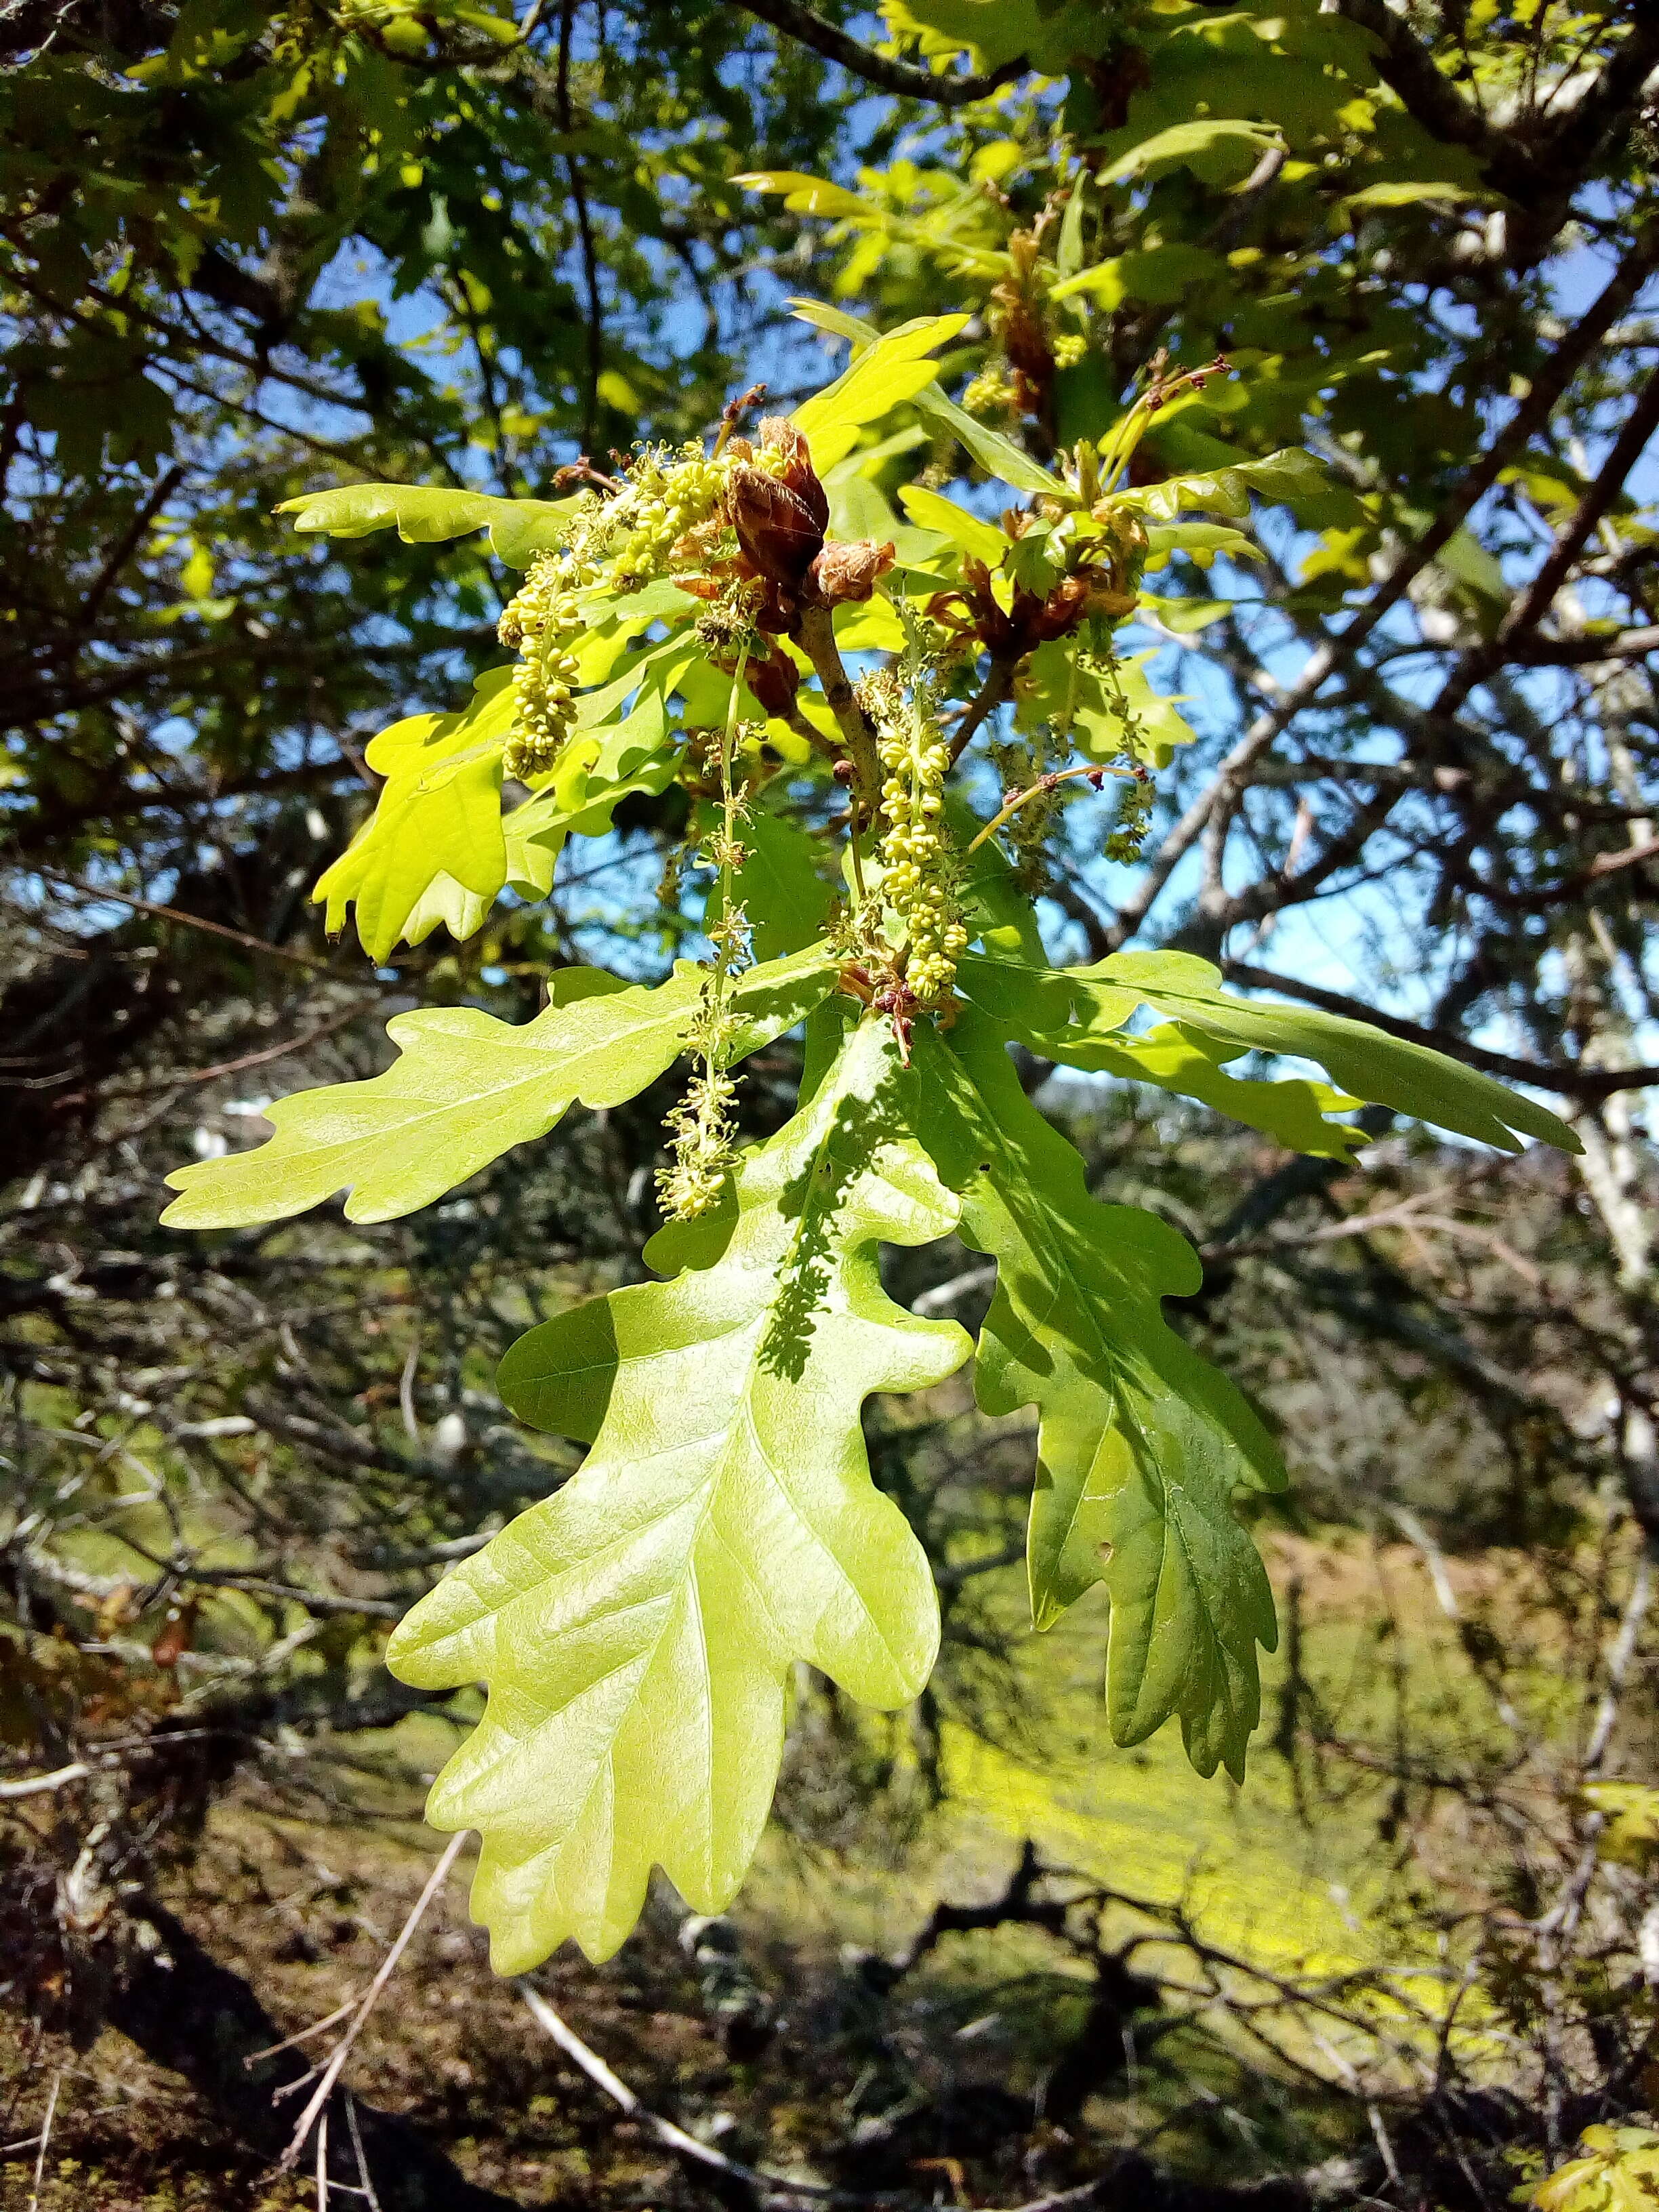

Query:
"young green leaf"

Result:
[[1133, 434, 1364, 532], [786, 298, 1059, 497], [386, 1019, 972, 1967], [907, 1010, 1284, 1782], [1072, 1023, 1368, 1162], [715, 805, 836, 962], [958, 949, 1581, 1155], [792, 312, 972, 471], [1143, 520, 1265, 569], [1097, 119, 1283, 190], [314, 669, 515, 965], [951, 795, 1047, 962], [161, 946, 840, 1229], [276, 483, 578, 567], [897, 484, 1009, 568], [1014, 642, 1196, 766]]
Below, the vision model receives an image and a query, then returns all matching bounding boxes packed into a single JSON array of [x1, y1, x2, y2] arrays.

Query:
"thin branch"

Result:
[[27, 2069, 60, 2212], [35, 867, 348, 977], [276, 1830, 468, 2172], [1332, 0, 1502, 163], [89, 998, 381, 1101], [0, 1761, 91, 1801], [1510, 623, 1659, 665], [1105, 222, 1659, 949], [517, 1982, 854, 2201], [947, 655, 1020, 766], [797, 602, 882, 809], [77, 466, 185, 634], [558, 0, 605, 453], [733, 0, 1026, 107], [1434, 364, 1659, 722]]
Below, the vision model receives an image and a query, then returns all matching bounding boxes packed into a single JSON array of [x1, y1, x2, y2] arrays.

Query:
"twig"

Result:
[[398, 1332, 422, 1447], [558, 0, 605, 452], [35, 867, 346, 977], [346, 2092, 383, 2212], [731, 0, 1026, 106], [78, 465, 185, 634], [0, 1762, 91, 1801], [1434, 363, 1659, 722], [27, 2069, 60, 2212], [87, 998, 381, 1102], [965, 764, 1130, 855], [516, 1982, 854, 2201], [797, 602, 882, 813], [1511, 622, 1659, 665], [912, 1262, 997, 1313], [245, 1999, 361, 2069], [1584, 1537, 1654, 1774], [277, 1830, 468, 2172], [1104, 222, 1659, 951], [946, 656, 1020, 766]]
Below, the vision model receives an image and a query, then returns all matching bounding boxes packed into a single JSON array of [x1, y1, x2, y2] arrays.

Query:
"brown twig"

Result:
[[797, 602, 882, 811], [79, 998, 380, 1103], [558, 0, 605, 453], [516, 1982, 859, 2201], [27, 2069, 60, 2212], [1433, 364, 1659, 722], [1105, 222, 1659, 951], [946, 655, 1021, 766]]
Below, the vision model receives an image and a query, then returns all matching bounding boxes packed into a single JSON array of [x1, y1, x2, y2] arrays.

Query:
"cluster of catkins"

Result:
[[497, 550, 596, 781], [872, 674, 968, 1004], [497, 441, 737, 783]]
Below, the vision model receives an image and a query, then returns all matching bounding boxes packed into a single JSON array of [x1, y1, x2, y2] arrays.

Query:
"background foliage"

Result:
[[3, 1, 1659, 2206]]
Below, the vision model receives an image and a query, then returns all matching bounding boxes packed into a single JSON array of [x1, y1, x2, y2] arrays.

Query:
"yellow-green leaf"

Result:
[[387, 1019, 970, 1966], [161, 946, 839, 1229]]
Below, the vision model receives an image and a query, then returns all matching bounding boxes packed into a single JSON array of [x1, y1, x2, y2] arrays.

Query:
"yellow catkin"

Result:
[[497, 443, 738, 782], [874, 676, 966, 1004], [497, 548, 597, 781]]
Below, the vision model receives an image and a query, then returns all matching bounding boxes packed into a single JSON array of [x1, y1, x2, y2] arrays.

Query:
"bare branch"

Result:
[[1105, 220, 1659, 949]]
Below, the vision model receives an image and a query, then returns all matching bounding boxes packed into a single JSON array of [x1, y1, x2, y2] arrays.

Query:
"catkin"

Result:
[[497, 443, 739, 782], [873, 678, 967, 1004]]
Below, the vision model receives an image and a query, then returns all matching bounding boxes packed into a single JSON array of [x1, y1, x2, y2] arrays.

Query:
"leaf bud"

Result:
[[729, 419, 827, 590], [809, 537, 896, 605]]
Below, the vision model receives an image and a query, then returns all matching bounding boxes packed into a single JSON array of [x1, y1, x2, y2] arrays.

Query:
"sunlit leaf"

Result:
[[908, 1009, 1284, 1781], [277, 482, 578, 567], [897, 483, 1008, 566], [1065, 1022, 1368, 1162], [161, 945, 840, 1227], [313, 669, 514, 964], [387, 1019, 970, 1967], [958, 949, 1581, 1155], [787, 298, 1058, 497], [1097, 120, 1283, 190], [794, 312, 972, 470]]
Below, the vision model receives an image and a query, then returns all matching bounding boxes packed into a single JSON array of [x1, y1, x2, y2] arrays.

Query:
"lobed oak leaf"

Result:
[[386, 1019, 970, 1966]]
